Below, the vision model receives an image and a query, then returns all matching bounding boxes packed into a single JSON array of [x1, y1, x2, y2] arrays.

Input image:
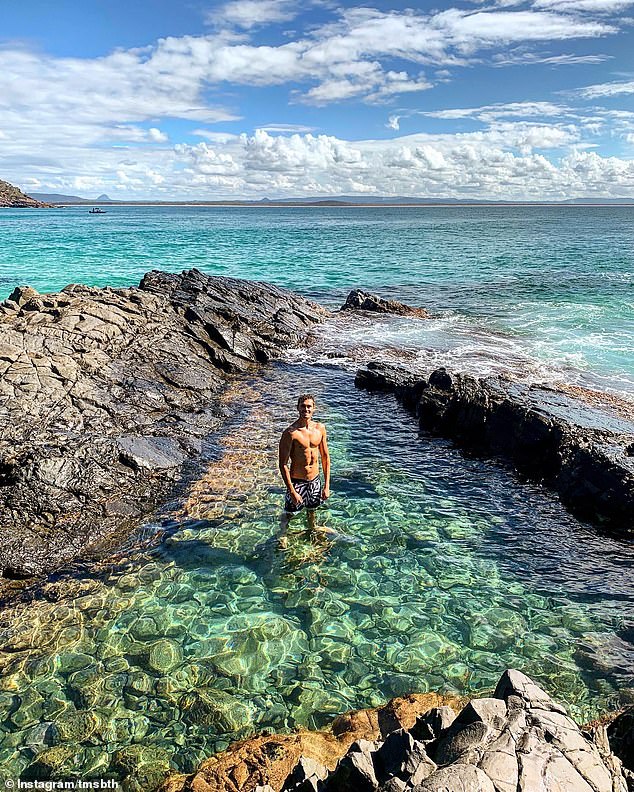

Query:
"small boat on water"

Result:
[[88, 207, 107, 214]]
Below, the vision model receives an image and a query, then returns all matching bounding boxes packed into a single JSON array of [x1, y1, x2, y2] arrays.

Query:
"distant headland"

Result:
[[2, 177, 634, 207], [0, 179, 52, 208]]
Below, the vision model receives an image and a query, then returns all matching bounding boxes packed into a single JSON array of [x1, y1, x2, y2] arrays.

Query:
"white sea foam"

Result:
[[284, 310, 634, 402]]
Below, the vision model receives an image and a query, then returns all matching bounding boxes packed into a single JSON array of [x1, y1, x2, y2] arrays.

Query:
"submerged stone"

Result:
[[24, 744, 79, 780], [147, 639, 183, 674], [179, 689, 252, 733], [50, 710, 100, 744]]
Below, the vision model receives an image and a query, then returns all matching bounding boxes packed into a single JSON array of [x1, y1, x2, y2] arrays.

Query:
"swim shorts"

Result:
[[285, 476, 323, 512]]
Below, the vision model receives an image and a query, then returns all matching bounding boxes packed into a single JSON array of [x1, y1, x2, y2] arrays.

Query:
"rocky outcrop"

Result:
[[161, 671, 630, 792], [160, 691, 464, 792], [341, 290, 429, 318], [355, 363, 634, 531], [0, 179, 52, 208], [0, 269, 328, 580]]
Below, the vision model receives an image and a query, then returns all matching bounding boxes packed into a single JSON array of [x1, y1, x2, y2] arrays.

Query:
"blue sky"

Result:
[[1, 0, 633, 199]]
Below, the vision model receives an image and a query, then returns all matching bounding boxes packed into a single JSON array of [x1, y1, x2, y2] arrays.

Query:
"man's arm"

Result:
[[319, 425, 331, 499], [279, 430, 302, 505]]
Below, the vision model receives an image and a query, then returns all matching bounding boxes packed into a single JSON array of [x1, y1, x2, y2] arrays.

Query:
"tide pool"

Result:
[[0, 364, 632, 784]]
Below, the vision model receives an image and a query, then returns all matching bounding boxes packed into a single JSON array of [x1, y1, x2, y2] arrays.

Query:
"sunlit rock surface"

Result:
[[161, 671, 630, 792]]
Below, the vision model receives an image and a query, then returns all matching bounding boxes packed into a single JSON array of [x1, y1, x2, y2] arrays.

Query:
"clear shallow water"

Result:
[[1, 205, 633, 396], [0, 364, 633, 785]]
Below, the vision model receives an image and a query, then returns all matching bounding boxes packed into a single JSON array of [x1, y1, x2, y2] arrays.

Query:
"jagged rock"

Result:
[[164, 671, 628, 792], [159, 693, 459, 792], [376, 692, 462, 738], [412, 764, 496, 792], [0, 269, 327, 581], [434, 698, 508, 765], [381, 779, 407, 792], [355, 364, 634, 531], [330, 692, 462, 741], [341, 289, 428, 318], [410, 706, 456, 744], [327, 748, 379, 791], [282, 756, 329, 791], [374, 729, 428, 783]]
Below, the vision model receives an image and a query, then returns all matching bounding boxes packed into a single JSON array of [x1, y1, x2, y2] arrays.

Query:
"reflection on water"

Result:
[[0, 363, 633, 787]]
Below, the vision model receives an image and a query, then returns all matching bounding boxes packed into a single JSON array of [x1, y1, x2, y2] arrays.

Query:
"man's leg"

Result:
[[278, 510, 292, 548]]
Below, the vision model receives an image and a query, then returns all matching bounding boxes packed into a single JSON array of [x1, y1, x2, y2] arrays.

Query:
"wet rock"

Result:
[[23, 744, 80, 780], [50, 709, 100, 744], [111, 744, 172, 779], [355, 364, 634, 531], [341, 290, 429, 318], [116, 436, 187, 471], [179, 689, 251, 733], [0, 269, 327, 581], [147, 639, 183, 673]]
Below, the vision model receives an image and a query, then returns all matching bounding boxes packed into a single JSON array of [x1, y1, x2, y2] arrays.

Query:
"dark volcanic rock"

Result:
[[341, 290, 429, 318], [355, 364, 634, 531], [608, 707, 634, 775], [0, 269, 328, 580]]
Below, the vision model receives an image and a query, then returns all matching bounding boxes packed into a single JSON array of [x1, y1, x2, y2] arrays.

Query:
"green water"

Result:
[[1, 364, 632, 786]]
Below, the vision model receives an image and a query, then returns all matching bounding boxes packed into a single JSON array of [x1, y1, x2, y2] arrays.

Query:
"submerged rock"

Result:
[[355, 363, 634, 531], [179, 689, 251, 733], [0, 269, 327, 581], [160, 670, 629, 792]]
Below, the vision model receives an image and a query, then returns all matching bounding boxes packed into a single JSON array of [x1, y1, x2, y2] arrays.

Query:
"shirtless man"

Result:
[[278, 394, 330, 526]]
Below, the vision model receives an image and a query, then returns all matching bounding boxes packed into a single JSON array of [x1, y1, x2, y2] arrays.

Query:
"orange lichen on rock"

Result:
[[159, 692, 464, 792]]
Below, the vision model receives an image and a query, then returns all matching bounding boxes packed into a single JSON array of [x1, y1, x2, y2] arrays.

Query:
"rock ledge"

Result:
[[161, 670, 631, 792], [0, 269, 327, 580], [355, 362, 634, 531]]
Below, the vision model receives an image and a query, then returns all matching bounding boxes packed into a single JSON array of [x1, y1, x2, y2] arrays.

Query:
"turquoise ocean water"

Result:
[[2, 205, 633, 395], [0, 206, 633, 784]]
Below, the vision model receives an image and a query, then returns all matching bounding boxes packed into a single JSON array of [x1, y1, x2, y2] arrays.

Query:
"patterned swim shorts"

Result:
[[284, 476, 323, 512]]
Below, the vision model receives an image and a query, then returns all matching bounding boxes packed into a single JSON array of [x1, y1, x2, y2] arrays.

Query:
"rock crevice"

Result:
[[355, 362, 634, 531]]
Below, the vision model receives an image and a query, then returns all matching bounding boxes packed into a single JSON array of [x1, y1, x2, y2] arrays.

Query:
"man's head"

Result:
[[296, 394, 315, 419]]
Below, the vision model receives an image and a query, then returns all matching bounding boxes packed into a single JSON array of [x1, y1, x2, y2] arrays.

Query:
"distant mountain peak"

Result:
[[96, 194, 112, 201]]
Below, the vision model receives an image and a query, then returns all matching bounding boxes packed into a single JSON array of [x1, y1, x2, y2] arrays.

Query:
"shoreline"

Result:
[[1, 279, 633, 788], [19, 201, 634, 208]]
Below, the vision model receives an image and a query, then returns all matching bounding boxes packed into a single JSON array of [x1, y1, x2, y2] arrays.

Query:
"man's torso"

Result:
[[287, 421, 325, 480]]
